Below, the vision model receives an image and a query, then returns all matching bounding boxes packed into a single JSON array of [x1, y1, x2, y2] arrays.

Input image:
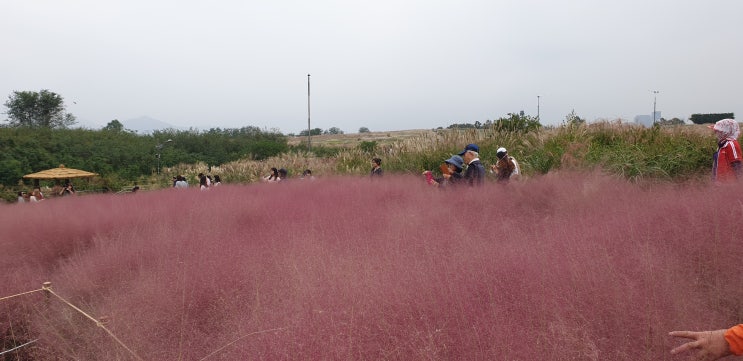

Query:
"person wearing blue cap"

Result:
[[423, 154, 464, 188], [458, 144, 485, 186]]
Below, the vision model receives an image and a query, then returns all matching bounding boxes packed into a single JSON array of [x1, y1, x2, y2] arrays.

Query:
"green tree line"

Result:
[[0, 125, 287, 189], [690, 113, 735, 124]]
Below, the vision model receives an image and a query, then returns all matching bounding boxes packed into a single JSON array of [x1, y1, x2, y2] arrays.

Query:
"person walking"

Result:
[[370, 158, 383, 177], [278, 168, 289, 182], [33, 187, 44, 200], [198, 173, 209, 190], [301, 169, 315, 180], [174, 175, 188, 188], [424, 155, 464, 188], [709, 118, 742, 183], [29, 189, 42, 202], [458, 144, 485, 186], [492, 147, 519, 183], [59, 182, 76, 196], [263, 167, 280, 183]]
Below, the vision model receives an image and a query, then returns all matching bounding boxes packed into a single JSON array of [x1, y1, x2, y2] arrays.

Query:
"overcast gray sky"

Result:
[[2, 0, 741, 134]]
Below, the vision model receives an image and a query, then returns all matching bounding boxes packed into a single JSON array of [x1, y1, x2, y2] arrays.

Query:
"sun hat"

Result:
[[496, 147, 507, 159], [457, 144, 479, 156], [444, 155, 464, 171]]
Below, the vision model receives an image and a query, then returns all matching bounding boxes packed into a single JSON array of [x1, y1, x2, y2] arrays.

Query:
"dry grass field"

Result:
[[287, 129, 436, 148], [156, 122, 716, 189]]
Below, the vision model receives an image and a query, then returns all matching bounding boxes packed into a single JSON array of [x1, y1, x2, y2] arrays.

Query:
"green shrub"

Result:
[[358, 141, 377, 154], [491, 113, 542, 133]]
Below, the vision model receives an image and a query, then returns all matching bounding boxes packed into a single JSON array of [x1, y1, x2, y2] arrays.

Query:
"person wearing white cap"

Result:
[[492, 147, 520, 182], [709, 119, 742, 182]]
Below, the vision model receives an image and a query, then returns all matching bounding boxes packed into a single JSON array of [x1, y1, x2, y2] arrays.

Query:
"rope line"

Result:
[[0, 339, 38, 356], [198, 327, 289, 361], [43, 287, 145, 361], [2, 284, 285, 361], [0, 288, 44, 302], [43, 289, 99, 324]]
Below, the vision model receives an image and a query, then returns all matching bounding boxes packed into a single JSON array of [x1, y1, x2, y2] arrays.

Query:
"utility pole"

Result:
[[652, 90, 659, 125], [537, 95, 541, 120], [155, 139, 172, 175], [307, 74, 311, 152]]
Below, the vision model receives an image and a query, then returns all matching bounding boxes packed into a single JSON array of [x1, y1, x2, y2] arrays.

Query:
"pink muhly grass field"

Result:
[[1, 173, 742, 360]]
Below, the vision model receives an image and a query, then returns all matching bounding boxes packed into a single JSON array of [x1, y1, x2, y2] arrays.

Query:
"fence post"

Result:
[[42, 282, 52, 307]]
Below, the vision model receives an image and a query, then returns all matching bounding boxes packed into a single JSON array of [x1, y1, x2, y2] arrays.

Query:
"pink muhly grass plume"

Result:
[[0, 173, 742, 359]]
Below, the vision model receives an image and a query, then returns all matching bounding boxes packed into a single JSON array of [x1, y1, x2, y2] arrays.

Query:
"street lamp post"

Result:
[[156, 139, 172, 175], [652, 90, 659, 125], [307, 74, 311, 152], [537, 95, 541, 120]]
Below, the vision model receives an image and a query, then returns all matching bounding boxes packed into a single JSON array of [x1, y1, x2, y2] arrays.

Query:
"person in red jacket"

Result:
[[709, 118, 742, 182], [670, 324, 743, 360]]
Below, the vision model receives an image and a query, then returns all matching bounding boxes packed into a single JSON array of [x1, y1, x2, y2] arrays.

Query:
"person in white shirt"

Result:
[[174, 175, 188, 188]]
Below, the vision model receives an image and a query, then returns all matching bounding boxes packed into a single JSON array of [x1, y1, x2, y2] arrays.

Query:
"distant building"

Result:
[[634, 111, 661, 127]]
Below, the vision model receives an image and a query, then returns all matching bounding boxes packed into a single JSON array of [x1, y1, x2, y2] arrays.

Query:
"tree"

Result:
[[324, 127, 344, 135], [3, 90, 76, 128], [358, 141, 377, 153], [299, 128, 323, 136], [690, 113, 734, 125], [564, 109, 585, 126], [656, 117, 685, 126], [491, 113, 542, 133], [103, 119, 125, 132], [446, 123, 477, 129], [359, 127, 370, 133]]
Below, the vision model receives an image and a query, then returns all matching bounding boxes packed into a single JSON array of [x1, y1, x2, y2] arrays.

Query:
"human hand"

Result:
[[669, 329, 731, 360], [422, 170, 436, 185]]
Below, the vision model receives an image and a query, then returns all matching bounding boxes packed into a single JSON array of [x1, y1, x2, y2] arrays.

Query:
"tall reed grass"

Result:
[[150, 123, 715, 191], [2, 172, 741, 360]]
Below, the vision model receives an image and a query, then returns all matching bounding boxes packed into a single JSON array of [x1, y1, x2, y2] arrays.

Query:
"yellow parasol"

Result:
[[23, 164, 98, 180]]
